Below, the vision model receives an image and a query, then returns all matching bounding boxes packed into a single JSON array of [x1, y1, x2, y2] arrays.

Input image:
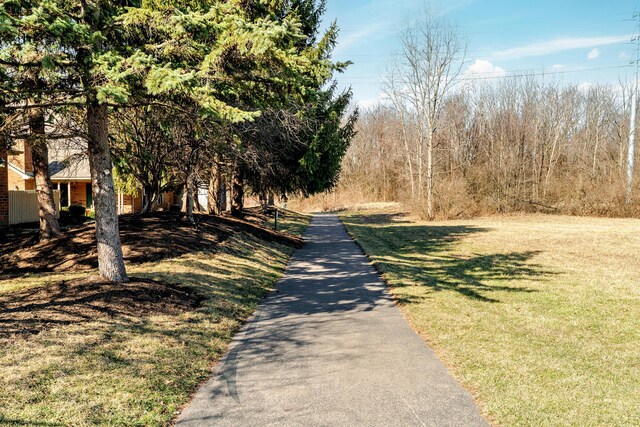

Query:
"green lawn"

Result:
[[341, 207, 640, 427], [0, 214, 310, 426]]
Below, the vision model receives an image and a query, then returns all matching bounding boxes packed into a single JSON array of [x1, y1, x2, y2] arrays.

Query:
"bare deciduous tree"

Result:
[[383, 11, 465, 219], [335, 76, 638, 219]]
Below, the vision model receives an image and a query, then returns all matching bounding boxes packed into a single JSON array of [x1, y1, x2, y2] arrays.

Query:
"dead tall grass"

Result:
[[292, 174, 640, 220]]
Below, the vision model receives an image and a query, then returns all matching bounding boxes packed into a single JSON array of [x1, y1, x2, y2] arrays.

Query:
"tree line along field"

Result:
[[341, 205, 640, 426], [336, 78, 640, 220]]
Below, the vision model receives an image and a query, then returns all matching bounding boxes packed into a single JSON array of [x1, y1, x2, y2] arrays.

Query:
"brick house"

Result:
[[6, 140, 174, 215], [0, 149, 8, 229]]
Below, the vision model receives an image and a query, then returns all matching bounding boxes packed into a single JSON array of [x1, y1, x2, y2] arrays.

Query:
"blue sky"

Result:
[[321, 0, 640, 107]]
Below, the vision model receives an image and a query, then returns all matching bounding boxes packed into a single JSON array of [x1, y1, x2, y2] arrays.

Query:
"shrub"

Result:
[[68, 205, 86, 218], [59, 210, 71, 223]]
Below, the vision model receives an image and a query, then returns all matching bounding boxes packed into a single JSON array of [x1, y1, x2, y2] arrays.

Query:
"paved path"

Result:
[[176, 214, 487, 426]]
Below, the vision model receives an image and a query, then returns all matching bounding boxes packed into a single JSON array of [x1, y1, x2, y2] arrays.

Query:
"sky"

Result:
[[320, 0, 640, 108]]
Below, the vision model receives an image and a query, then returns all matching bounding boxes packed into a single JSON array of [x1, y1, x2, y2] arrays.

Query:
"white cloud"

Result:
[[619, 52, 630, 60], [551, 64, 565, 69], [577, 82, 593, 93], [465, 59, 506, 79], [587, 48, 600, 60], [491, 35, 631, 60]]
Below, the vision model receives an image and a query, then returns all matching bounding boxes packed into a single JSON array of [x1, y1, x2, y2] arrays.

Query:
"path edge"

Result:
[[337, 214, 494, 426], [171, 216, 314, 425]]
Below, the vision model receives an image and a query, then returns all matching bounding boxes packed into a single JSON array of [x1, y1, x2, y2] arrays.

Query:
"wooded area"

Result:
[[331, 13, 639, 219], [340, 77, 639, 218]]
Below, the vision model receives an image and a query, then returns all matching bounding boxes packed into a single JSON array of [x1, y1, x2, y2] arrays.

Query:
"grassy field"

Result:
[[341, 207, 640, 427], [0, 213, 310, 426]]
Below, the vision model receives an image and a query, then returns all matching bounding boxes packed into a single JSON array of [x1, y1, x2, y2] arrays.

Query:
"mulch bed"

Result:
[[0, 211, 302, 279], [0, 276, 203, 340], [0, 210, 303, 340]]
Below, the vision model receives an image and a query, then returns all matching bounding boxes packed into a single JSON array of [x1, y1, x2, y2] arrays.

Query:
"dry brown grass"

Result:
[[0, 212, 311, 426], [342, 206, 640, 426]]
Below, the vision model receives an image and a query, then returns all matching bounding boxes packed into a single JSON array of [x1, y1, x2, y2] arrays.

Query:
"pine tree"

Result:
[[0, 3, 64, 240], [232, 0, 358, 204], [1, 0, 319, 281]]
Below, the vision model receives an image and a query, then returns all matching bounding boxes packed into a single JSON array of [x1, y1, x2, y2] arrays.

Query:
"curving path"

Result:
[[176, 214, 487, 427]]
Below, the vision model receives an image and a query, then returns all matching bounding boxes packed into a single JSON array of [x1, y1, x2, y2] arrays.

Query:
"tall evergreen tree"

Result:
[[233, 0, 358, 206], [0, 3, 64, 240], [1, 0, 322, 281]]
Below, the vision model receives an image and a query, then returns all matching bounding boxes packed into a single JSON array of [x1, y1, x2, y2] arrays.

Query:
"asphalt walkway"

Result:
[[176, 214, 487, 426]]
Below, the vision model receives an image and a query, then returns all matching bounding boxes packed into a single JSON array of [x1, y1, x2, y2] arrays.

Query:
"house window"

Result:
[[86, 183, 93, 208]]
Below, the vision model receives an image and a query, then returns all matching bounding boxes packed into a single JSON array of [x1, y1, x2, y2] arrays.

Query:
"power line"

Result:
[[331, 64, 632, 85], [459, 64, 631, 81], [335, 15, 632, 34]]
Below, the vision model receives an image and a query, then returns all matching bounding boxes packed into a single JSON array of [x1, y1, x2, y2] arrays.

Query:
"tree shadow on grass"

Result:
[[0, 213, 302, 280], [344, 214, 554, 303], [0, 231, 303, 425], [0, 416, 65, 426], [0, 277, 203, 338]]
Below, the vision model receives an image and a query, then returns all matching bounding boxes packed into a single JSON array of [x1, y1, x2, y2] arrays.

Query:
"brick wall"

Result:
[[118, 190, 143, 214], [8, 140, 32, 172], [6, 139, 35, 191], [70, 182, 88, 206], [7, 168, 35, 191], [0, 150, 8, 229], [161, 192, 175, 210], [22, 140, 33, 173]]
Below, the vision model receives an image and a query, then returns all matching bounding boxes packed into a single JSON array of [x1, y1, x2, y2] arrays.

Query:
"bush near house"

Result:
[[68, 204, 86, 218]]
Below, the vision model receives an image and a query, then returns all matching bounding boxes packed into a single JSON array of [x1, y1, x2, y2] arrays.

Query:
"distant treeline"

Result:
[[339, 78, 639, 218]]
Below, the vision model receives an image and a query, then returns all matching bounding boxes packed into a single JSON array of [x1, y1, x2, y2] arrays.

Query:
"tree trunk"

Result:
[[87, 102, 128, 283], [267, 192, 275, 206], [592, 127, 600, 179], [141, 186, 151, 214], [259, 192, 267, 210], [217, 165, 227, 213], [0, 149, 8, 230], [181, 189, 187, 211], [28, 106, 61, 240], [400, 118, 415, 199], [193, 185, 203, 212], [426, 130, 434, 220], [207, 164, 218, 215], [231, 169, 244, 218], [418, 133, 424, 201], [184, 174, 195, 224], [140, 185, 159, 214]]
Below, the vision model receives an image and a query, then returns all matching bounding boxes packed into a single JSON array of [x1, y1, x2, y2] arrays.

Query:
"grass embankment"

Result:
[[267, 209, 312, 236], [341, 207, 640, 427], [0, 210, 311, 426]]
